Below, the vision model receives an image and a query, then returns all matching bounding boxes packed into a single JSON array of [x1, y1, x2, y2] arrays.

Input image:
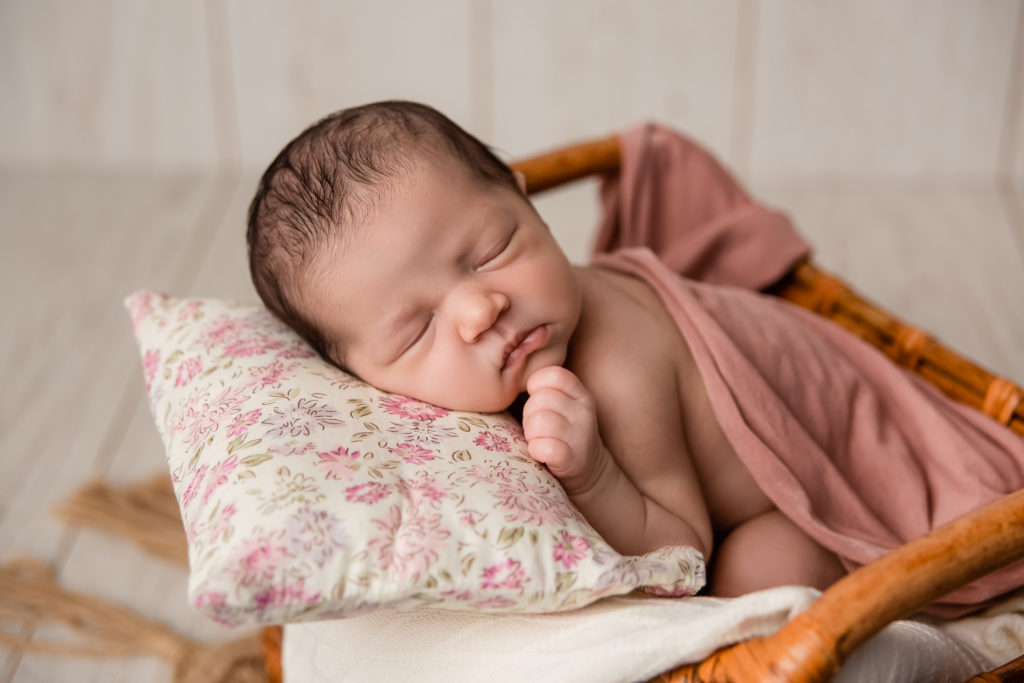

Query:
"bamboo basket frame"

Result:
[[259, 135, 1024, 683]]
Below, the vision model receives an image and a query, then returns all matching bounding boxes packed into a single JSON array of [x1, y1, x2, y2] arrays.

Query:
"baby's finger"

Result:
[[521, 406, 572, 443], [526, 365, 590, 402], [527, 436, 573, 471], [522, 386, 574, 418]]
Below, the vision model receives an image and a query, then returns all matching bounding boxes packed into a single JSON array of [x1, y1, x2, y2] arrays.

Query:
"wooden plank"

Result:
[[0, 171, 231, 683], [182, 172, 260, 301], [5, 176, 1023, 682], [0, 171, 220, 556], [13, 175, 253, 683]]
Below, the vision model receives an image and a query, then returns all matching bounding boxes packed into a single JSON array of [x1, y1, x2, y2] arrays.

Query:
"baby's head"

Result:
[[248, 101, 581, 412]]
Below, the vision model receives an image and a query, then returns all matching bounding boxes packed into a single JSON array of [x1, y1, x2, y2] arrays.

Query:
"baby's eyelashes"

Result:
[[398, 315, 434, 356], [411, 316, 433, 345], [474, 226, 517, 272]]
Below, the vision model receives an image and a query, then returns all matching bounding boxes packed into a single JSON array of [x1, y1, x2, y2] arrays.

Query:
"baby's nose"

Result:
[[454, 288, 509, 343]]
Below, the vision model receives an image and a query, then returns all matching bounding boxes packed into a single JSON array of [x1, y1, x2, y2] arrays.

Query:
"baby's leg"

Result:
[[711, 510, 845, 597]]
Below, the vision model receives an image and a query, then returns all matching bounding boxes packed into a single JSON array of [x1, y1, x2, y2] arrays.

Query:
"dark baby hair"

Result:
[[246, 100, 520, 364]]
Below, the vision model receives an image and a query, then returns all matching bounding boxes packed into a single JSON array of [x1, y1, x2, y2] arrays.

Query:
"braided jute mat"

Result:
[[0, 475, 266, 683]]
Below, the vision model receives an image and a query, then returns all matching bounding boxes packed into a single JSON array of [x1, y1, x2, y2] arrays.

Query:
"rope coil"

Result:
[[0, 479, 266, 683]]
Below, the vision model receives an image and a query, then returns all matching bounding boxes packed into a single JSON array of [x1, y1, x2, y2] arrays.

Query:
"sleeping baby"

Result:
[[247, 100, 1024, 607]]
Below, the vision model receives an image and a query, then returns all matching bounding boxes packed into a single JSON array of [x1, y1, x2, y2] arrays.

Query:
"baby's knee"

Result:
[[710, 510, 845, 597]]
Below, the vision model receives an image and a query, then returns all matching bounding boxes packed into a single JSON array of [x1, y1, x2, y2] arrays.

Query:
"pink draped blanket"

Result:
[[592, 124, 1024, 614]]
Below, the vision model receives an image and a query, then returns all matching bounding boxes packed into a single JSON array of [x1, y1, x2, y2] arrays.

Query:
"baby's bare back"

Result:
[[569, 266, 774, 538]]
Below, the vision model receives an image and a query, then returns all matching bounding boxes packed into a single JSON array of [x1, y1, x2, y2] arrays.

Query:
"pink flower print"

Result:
[[440, 588, 474, 601], [183, 516, 201, 544], [473, 431, 511, 452], [493, 420, 527, 445], [317, 447, 360, 481], [196, 318, 244, 353], [247, 359, 293, 389], [223, 334, 283, 358], [390, 442, 436, 465], [267, 440, 316, 457], [277, 342, 317, 360], [207, 502, 237, 544], [368, 504, 450, 579], [176, 299, 202, 322], [175, 385, 250, 452], [210, 385, 250, 416], [464, 462, 516, 486], [257, 471, 321, 515], [143, 349, 160, 390], [127, 292, 155, 332], [284, 504, 347, 567], [179, 407, 217, 452], [200, 455, 238, 505], [481, 559, 528, 590], [173, 356, 203, 387], [381, 396, 449, 421], [181, 464, 209, 509], [387, 419, 458, 445], [225, 409, 261, 438], [234, 532, 289, 586], [194, 591, 226, 609], [552, 531, 590, 569], [193, 591, 236, 627], [261, 398, 345, 438], [494, 478, 570, 527], [399, 472, 448, 507], [253, 581, 321, 611], [345, 481, 389, 505]]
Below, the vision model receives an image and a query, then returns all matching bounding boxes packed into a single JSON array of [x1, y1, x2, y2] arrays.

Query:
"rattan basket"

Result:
[[259, 134, 1024, 683]]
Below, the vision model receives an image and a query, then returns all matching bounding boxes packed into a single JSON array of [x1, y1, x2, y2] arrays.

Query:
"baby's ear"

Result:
[[513, 169, 527, 194]]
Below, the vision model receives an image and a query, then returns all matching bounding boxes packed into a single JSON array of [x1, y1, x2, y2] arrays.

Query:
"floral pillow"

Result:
[[125, 291, 705, 626]]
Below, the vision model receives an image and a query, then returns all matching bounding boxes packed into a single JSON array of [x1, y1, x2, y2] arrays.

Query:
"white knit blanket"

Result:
[[283, 585, 1024, 682]]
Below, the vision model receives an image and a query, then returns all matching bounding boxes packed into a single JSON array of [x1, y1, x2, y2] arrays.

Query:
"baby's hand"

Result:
[[522, 366, 606, 494]]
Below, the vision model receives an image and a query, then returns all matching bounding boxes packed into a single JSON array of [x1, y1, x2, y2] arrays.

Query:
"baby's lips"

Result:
[[502, 325, 549, 372]]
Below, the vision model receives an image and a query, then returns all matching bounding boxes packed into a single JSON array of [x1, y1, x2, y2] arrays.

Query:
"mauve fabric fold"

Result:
[[592, 123, 1024, 614]]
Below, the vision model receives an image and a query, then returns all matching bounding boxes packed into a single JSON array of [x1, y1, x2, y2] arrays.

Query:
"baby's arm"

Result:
[[523, 366, 711, 558]]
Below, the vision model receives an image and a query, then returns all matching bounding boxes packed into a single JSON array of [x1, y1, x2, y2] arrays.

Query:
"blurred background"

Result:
[[2, 1, 1023, 681], [3, 1, 1022, 182]]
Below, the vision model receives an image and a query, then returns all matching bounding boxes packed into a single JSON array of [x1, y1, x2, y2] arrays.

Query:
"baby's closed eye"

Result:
[[474, 225, 517, 271], [398, 315, 434, 357]]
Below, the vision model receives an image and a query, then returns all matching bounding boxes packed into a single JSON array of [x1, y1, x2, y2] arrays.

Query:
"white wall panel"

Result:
[[0, 1, 221, 169], [750, 0, 1018, 184], [1003, 4, 1024, 187], [488, 0, 742, 168], [226, 0, 478, 172]]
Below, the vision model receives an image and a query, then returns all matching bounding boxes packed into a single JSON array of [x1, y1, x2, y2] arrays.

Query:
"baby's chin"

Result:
[[443, 393, 519, 414], [429, 385, 522, 414]]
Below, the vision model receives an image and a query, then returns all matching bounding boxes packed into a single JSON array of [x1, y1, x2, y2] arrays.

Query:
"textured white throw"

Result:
[[283, 585, 1010, 682]]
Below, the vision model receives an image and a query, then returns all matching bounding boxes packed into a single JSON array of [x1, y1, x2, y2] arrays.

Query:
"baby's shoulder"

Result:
[[569, 266, 691, 410]]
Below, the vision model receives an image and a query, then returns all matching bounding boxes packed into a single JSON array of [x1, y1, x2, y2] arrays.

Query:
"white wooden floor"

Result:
[[1, 170, 1023, 682]]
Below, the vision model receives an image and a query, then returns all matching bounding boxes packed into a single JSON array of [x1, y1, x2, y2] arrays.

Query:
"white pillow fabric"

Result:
[[126, 291, 705, 626]]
